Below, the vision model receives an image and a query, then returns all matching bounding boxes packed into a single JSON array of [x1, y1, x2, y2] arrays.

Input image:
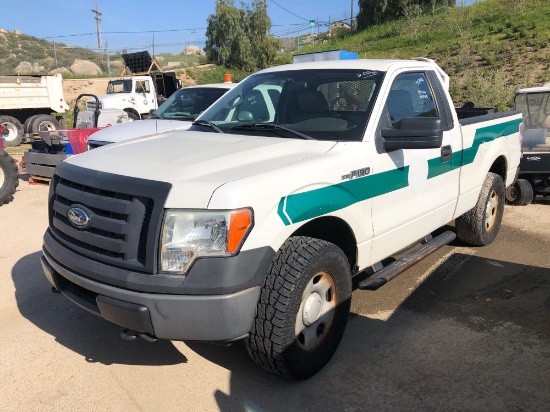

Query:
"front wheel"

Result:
[[456, 172, 505, 246], [246, 237, 352, 380], [125, 111, 140, 121]]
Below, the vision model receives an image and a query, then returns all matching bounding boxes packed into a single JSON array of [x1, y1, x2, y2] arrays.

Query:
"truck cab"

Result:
[[86, 51, 181, 120]]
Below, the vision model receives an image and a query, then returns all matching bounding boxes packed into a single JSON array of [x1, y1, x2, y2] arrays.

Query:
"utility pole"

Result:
[[351, 0, 354, 30], [191, 29, 197, 47], [91, 0, 102, 58]]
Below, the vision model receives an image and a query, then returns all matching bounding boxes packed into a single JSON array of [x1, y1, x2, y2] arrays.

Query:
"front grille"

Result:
[[86, 102, 98, 110], [49, 162, 171, 273]]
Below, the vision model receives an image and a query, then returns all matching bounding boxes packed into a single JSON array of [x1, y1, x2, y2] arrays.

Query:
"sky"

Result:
[[0, 0, 360, 54], [1, 1, 476, 55]]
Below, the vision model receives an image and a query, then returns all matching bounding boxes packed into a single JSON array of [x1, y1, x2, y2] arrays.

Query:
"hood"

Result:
[[90, 94, 130, 108], [67, 130, 336, 208], [87, 119, 193, 144]]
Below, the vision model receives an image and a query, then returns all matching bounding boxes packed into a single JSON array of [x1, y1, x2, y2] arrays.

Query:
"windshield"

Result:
[[514, 91, 550, 152], [107, 79, 133, 94], [153, 87, 229, 120], [194, 69, 385, 141]]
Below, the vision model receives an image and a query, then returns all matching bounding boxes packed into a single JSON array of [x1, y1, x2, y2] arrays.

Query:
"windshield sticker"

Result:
[[357, 71, 379, 79]]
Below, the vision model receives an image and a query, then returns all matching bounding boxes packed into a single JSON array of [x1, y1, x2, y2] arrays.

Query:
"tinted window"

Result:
[[386, 72, 439, 128], [196, 69, 385, 142], [155, 87, 229, 120]]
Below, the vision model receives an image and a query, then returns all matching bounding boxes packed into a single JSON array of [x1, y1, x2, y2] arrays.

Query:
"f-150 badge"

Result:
[[342, 167, 370, 180]]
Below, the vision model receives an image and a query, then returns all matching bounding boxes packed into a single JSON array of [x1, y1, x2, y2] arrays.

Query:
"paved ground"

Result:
[[1, 166, 549, 411]]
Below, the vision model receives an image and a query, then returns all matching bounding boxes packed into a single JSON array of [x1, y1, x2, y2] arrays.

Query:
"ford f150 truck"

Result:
[[41, 58, 522, 380]]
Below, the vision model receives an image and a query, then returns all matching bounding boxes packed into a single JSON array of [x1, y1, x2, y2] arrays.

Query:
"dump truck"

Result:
[[0, 74, 69, 147]]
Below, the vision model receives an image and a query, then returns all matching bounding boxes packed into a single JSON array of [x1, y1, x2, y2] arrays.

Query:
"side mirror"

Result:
[[382, 117, 443, 151], [237, 111, 254, 122]]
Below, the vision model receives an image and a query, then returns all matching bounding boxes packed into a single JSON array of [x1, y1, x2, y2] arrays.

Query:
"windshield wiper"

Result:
[[192, 119, 224, 133], [232, 124, 315, 140], [163, 113, 197, 121]]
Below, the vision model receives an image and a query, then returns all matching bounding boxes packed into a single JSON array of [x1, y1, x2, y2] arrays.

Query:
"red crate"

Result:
[[67, 128, 102, 154]]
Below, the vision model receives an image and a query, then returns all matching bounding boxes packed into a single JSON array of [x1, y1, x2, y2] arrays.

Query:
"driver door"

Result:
[[370, 70, 461, 263]]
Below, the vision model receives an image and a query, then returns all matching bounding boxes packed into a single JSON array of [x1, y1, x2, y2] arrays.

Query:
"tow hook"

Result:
[[121, 328, 157, 343]]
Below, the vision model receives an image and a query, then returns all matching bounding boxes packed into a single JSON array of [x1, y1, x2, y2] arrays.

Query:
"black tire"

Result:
[[0, 149, 20, 206], [456, 172, 505, 246], [125, 111, 140, 121], [24, 114, 40, 134], [505, 179, 533, 206], [0, 116, 24, 147], [30, 114, 59, 133], [246, 236, 352, 380]]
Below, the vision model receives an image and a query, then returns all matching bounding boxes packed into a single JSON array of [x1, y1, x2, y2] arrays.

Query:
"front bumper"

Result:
[[41, 252, 261, 341]]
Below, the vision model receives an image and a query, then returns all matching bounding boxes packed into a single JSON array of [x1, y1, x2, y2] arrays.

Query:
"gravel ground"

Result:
[[1, 163, 549, 411]]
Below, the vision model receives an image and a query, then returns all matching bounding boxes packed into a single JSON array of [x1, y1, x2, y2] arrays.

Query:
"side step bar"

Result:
[[358, 231, 456, 291]]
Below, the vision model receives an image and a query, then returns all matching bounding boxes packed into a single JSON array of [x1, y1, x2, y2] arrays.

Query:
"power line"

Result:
[[269, 0, 309, 22]]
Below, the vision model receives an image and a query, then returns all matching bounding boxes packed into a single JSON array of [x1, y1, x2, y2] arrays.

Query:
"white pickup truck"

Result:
[[86, 83, 236, 149], [41, 58, 522, 380]]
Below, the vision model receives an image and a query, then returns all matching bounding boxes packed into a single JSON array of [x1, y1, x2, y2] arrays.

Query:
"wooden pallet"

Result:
[[29, 175, 51, 185]]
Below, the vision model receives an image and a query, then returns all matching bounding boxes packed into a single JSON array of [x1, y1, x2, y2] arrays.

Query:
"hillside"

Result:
[[1, 0, 549, 110], [289, 0, 550, 110]]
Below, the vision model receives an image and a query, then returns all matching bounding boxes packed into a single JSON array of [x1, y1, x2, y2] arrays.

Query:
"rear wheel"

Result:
[[0, 116, 24, 147], [0, 150, 19, 206], [24, 114, 40, 134], [505, 179, 533, 206], [246, 236, 352, 380], [456, 172, 505, 246], [30, 114, 59, 133]]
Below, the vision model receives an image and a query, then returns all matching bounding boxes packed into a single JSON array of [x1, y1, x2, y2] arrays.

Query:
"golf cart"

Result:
[[506, 85, 550, 205]]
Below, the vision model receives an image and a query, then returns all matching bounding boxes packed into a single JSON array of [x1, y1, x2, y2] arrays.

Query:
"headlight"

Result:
[[159, 208, 253, 274]]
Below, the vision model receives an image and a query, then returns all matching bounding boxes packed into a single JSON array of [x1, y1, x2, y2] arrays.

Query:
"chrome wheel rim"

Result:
[[38, 120, 57, 132], [295, 271, 336, 351], [1, 122, 17, 143], [485, 188, 498, 231]]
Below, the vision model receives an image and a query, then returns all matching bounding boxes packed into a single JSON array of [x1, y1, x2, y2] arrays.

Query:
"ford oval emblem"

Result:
[[67, 207, 91, 229]]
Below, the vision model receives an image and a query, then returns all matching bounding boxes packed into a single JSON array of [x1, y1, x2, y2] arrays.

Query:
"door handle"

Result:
[[441, 145, 452, 163]]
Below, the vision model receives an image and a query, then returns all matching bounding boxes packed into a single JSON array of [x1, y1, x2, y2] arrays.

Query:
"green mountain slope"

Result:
[[288, 0, 550, 110]]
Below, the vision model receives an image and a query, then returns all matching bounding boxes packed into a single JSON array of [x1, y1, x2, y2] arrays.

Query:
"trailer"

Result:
[[23, 94, 129, 179]]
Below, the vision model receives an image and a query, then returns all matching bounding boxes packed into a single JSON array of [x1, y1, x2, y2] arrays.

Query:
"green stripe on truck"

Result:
[[278, 118, 521, 225]]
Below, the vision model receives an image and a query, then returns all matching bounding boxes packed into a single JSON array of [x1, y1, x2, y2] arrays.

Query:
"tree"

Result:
[[205, 0, 279, 71]]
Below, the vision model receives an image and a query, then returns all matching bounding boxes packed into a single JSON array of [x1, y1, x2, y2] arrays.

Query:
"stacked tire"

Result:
[[0, 149, 19, 206]]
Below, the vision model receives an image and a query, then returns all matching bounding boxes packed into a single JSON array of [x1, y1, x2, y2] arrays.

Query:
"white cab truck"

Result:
[[0, 74, 69, 147], [41, 59, 522, 380], [87, 83, 236, 149], [86, 51, 181, 121]]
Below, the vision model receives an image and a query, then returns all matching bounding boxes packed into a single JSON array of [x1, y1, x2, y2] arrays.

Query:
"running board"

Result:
[[358, 231, 456, 291]]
